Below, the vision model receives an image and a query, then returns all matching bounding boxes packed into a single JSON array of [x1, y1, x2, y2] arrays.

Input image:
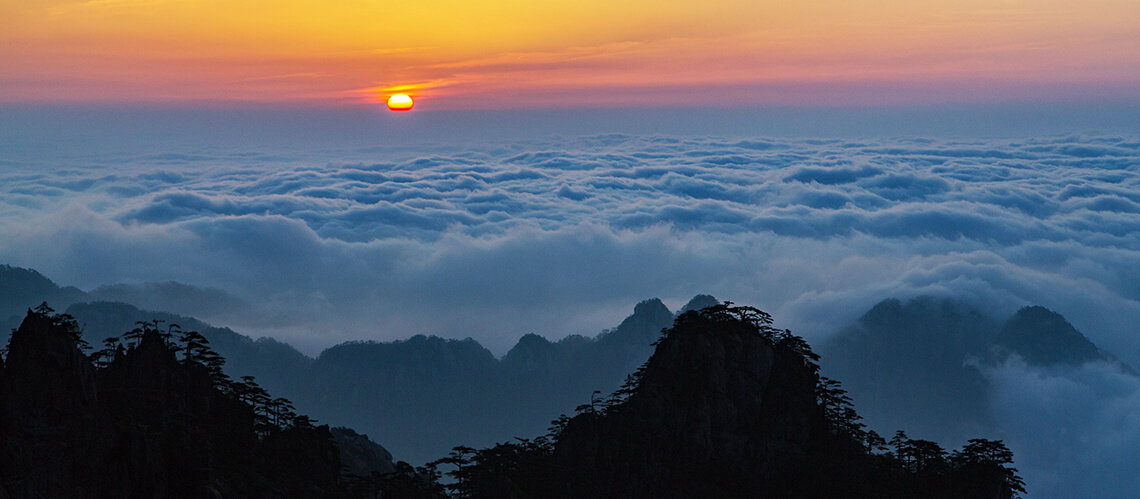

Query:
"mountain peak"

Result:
[[2, 308, 99, 418], [631, 297, 670, 317], [0, 264, 86, 322], [554, 305, 822, 497], [678, 294, 719, 314], [502, 333, 555, 371], [997, 305, 1103, 366]]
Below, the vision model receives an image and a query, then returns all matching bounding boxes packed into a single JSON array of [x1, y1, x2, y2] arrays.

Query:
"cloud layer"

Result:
[[2, 129, 1140, 497], [2, 133, 1140, 355], [985, 358, 1140, 498]]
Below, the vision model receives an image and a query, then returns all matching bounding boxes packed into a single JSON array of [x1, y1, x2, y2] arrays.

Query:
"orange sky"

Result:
[[1, 0, 1138, 109]]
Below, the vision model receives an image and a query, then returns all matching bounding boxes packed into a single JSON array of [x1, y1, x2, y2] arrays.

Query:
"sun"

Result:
[[387, 94, 413, 111]]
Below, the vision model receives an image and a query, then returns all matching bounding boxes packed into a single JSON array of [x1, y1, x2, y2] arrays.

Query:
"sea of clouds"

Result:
[[2, 133, 1138, 351], [2, 126, 1140, 497]]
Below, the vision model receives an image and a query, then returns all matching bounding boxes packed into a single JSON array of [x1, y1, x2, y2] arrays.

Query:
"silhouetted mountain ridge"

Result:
[[308, 298, 678, 463], [0, 264, 86, 323], [87, 280, 256, 326], [393, 304, 1024, 499], [55, 300, 315, 408], [0, 264, 1117, 474], [0, 306, 378, 498], [1, 264, 685, 465]]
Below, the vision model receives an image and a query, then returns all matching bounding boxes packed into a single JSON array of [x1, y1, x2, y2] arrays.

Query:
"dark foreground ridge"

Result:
[[2, 301, 1024, 498], [0, 304, 390, 498], [367, 303, 1025, 499]]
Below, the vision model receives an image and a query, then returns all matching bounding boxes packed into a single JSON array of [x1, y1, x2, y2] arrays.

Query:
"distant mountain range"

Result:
[[0, 264, 261, 330], [1, 264, 1128, 466], [0, 264, 702, 463], [819, 296, 1132, 445]]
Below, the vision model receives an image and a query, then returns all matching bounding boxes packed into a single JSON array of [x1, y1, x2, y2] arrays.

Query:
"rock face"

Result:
[[555, 307, 822, 498], [95, 327, 220, 497]]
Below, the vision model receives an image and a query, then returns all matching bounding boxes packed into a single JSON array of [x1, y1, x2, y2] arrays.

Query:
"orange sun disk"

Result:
[[387, 94, 413, 111]]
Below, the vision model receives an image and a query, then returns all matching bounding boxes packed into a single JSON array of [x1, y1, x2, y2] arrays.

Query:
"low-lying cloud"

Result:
[[2, 134, 1139, 357], [985, 358, 1140, 498]]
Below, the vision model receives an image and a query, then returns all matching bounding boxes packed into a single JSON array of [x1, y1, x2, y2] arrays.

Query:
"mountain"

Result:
[[677, 293, 719, 313], [819, 297, 997, 443], [995, 305, 1106, 366], [404, 304, 1024, 499], [0, 262, 683, 465], [0, 264, 1120, 474], [820, 296, 1128, 446], [86, 281, 256, 326], [554, 305, 824, 498], [0, 264, 86, 325], [309, 298, 677, 464], [0, 264, 256, 344], [59, 300, 315, 407], [0, 307, 357, 498], [0, 268, 1029, 496], [310, 334, 501, 464]]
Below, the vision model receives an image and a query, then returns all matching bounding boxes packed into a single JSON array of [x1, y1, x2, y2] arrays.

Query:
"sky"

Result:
[[1, 0, 1139, 108]]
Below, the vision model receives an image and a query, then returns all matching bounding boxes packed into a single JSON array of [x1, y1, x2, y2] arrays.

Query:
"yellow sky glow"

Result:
[[1, 0, 1137, 108]]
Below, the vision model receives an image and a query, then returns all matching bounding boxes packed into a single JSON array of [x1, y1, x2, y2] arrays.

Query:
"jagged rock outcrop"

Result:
[[95, 328, 220, 497]]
